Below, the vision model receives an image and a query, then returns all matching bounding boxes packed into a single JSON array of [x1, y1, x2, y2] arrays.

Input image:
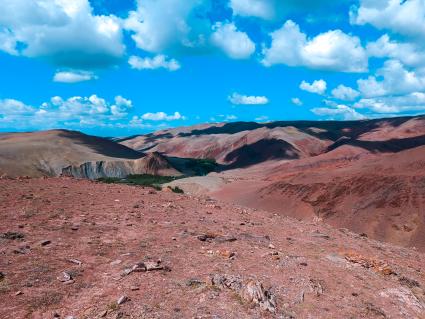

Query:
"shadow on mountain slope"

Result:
[[57, 130, 143, 159], [223, 139, 300, 169], [327, 134, 425, 154]]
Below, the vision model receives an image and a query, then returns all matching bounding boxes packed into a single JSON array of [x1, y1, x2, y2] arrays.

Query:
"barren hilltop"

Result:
[[1, 178, 424, 318]]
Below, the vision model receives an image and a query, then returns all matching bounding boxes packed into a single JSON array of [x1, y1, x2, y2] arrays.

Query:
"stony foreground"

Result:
[[0, 178, 425, 319]]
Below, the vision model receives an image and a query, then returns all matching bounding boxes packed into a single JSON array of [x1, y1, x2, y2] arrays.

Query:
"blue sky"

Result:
[[1, 0, 425, 136]]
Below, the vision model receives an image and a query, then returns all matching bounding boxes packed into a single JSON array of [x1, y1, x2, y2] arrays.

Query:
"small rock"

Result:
[[110, 259, 122, 266], [210, 274, 276, 313], [40, 240, 51, 246], [309, 279, 324, 296], [218, 250, 236, 259], [53, 312, 60, 318], [399, 276, 420, 288], [13, 246, 30, 255], [117, 295, 128, 305], [68, 259, 82, 266], [311, 232, 330, 240], [215, 235, 237, 243], [186, 278, 204, 287], [1, 232, 25, 240], [98, 310, 108, 317], [15, 291, 23, 296], [268, 244, 275, 249], [172, 237, 177, 241], [122, 268, 133, 276], [197, 234, 214, 242], [131, 262, 147, 272], [130, 286, 140, 291], [145, 261, 163, 271], [0, 272, 4, 281], [57, 272, 72, 282], [71, 225, 79, 231]]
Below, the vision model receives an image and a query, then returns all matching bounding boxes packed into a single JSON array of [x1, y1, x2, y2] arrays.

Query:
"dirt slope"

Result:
[[205, 145, 425, 250], [1, 178, 425, 318]]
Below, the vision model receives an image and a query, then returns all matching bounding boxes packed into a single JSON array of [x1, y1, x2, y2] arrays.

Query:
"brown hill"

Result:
[[0, 130, 180, 178]]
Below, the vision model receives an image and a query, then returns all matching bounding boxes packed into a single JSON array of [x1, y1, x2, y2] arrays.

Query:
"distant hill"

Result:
[[0, 130, 179, 178], [120, 115, 425, 168]]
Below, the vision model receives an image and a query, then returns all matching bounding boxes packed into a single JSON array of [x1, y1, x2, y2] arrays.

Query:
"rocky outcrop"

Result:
[[210, 274, 277, 313], [62, 152, 181, 179]]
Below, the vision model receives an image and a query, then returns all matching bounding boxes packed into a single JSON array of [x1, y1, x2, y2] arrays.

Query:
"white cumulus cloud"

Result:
[[354, 92, 425, 114], [357, 59, 425, 98], [129, 55, 181, 71], [229, 93, 269, 105], [124, 0, 211, 54], [331, 85, 360, 101], [0, 94, 134, 129], [140, 112, 185, 121], [351, 0, 425, 40], [311, 104, 366, 120], [291, 97, 303, 106], [0, 0, 124, 69], [367, 35, 425, 68], [229, 0, 279, 20], [300, 79, 327, 95], [211, 22, 255, 59], [53, 70, 97, 83], [262, 20, 368, 72]]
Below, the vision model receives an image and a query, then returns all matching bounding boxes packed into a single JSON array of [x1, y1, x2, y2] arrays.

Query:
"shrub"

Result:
[[168, 186, 184, 194], [185, 158, 218, 175], [96, 174, 182, 190], [96, 177, 122, 184]]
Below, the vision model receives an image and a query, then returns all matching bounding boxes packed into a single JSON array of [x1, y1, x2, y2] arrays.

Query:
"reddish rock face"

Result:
[[1, 178, 425, 318]]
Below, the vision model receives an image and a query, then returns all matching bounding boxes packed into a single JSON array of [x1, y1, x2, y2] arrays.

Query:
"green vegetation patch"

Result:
[[184, 158, 218, 176], [97, 174, 182, 190], [168, 186, 184, 194]]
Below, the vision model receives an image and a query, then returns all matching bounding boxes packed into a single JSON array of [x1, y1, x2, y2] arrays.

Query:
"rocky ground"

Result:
[[1, 178, 425, 318]]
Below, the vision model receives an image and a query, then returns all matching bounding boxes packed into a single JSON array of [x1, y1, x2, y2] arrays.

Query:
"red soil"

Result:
[[1, 178, 425, 318]]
